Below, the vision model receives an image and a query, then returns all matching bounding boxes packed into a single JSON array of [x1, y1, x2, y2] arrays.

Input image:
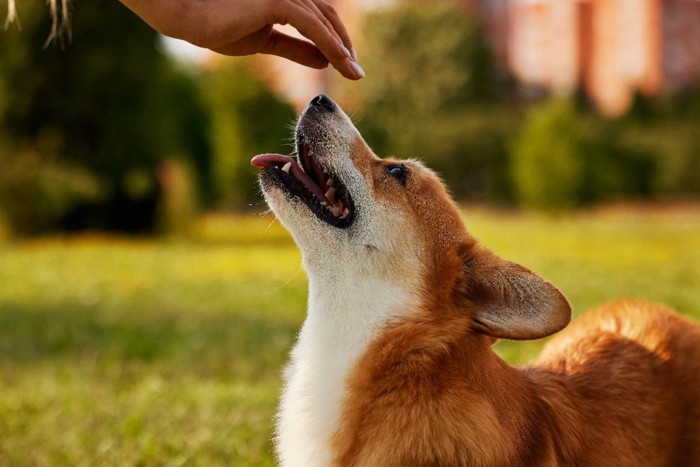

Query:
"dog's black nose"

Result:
[[308, 94, 336, 112]]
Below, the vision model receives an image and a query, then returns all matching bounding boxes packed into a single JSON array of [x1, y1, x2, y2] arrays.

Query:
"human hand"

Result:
[[119, 0, 364, 80]]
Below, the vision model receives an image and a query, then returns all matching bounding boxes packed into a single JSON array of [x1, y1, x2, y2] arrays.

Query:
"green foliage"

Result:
[[577, 123, 655, 202], [630, 123, 700, 196], [511, 99, 586, 211], [155, 159, 198, 237], [0, 151, 103, 233], [202, 62, 296, 208], [358, 2, 496, 119], [0, 0, 212, 233], [352, 2, 511, 201], [511, 98, 658, 211], [2, 0, 697, 232], [617, 85, 700, 197], [348, 1, 697, 209], [0, 210, 699, 463]]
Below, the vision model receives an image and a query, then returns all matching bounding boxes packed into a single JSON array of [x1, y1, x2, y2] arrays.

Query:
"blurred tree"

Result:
[[350, 2, 514, 202], [512, 98, 657, 212], [511, 99, 585, 212], [202, 61, 296, 208], [578, 121, 655, 203], [618, 83, 700, 197], [0, 0, 212, 233], [349, 1, 685, 208], [358, 2, 496, 120]]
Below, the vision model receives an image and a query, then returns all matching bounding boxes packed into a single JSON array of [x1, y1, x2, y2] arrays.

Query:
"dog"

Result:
[[251, 94, 700, 466]]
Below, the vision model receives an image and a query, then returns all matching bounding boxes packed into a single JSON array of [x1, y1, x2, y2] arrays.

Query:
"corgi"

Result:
[[251, 94, 700, 467]]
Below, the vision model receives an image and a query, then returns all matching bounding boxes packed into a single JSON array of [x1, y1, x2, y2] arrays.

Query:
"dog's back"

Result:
[[531, 300, 700, 466], [332, 299, 700, 467], [525, 301, 700, 466]]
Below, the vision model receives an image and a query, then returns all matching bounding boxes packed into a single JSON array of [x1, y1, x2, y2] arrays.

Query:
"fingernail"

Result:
[[350, 48, 358, 62], [350, 60, 365, 79], [340, 44, 353, 61]]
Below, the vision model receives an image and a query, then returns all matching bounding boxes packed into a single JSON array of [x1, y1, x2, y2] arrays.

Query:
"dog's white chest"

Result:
[[275, 278, 415, 467], [276, 266, 415, 467], [275, 319, 363, 467]]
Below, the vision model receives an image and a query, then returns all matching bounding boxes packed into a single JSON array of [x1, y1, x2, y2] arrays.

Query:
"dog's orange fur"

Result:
[[330, 153, 700, 466], [260, 98, 700, 466]]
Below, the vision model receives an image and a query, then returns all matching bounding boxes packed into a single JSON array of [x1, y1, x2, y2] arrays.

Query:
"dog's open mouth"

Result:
[[251, 142, 355, 228]]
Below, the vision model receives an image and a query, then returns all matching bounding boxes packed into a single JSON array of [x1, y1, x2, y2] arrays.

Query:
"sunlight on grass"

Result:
[[0, 207, 699, 464]]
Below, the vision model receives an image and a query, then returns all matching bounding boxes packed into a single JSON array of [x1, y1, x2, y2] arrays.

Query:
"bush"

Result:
[[357, 2, 497, 121], [350, 2, 516, 201], [378, 109, 520, 202], [511, 98, 661, 211], [202, 62, 296, 208], [621, 123, 700, 196], [511, 99, 586, 211], [0, 149, 104, 234], [579, 124, 655, 202], [617, 86, 700, 197], [0, 0, 213, 233]]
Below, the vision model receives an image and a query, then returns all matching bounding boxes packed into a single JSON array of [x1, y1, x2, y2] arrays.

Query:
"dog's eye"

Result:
[[387, 164, 407, 183]]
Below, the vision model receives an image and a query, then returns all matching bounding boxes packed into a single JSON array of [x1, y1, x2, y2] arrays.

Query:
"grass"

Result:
[[1, 207, 699, 465]]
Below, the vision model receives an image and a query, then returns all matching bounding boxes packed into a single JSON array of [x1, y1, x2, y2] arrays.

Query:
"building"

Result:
[[493, 0, 700, 115], [256, 0, 700, 116]]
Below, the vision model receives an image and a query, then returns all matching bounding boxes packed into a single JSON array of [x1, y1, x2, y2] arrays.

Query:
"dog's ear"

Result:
[[460, 247, 571, 340]]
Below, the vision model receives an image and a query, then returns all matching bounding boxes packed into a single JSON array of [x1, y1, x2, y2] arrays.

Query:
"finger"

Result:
[[260, 30, 330, 69], [296, 0, 344, 47], [216, 29, 362, 79], [212, 27, 328, 68], [262, 30, 363, 78], [210, 24, 269, 56], [311, 0, 354, 55], [270, 1, 363, 79]]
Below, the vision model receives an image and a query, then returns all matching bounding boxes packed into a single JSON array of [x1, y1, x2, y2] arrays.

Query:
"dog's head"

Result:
[[252, 95, 570, 340]]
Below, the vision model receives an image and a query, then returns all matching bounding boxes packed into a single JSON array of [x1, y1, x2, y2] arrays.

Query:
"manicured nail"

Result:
[[350, 60, 365, 79], [340, 44, 353, 61], [350, 48, 358, 62]]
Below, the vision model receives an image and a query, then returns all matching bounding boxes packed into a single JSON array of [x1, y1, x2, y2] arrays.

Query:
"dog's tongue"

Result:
[[251, 153, 327, 202], [251, 153, 293, 169]]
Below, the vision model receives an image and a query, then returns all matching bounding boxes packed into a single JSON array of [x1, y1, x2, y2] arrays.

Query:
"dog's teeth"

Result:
[[332, 201, 345, 217], [281, 162, 292, 173], [325, 187, 336, 202], [341, 208, 349, 218], [320, 201, 328, 207]]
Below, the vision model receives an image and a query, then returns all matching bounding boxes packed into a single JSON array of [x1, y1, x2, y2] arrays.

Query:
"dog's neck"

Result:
[[278, 257, 582, 466], [299, 239, 424, 341], [309, 270, 413, 334], [301, 263, 419, 401], [276, 260, 418, 467], [332, 315, 574, 466]]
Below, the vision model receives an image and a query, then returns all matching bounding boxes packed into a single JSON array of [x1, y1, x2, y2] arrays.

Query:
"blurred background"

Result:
[[1, 0, 700, 234], [1, 0, 699, 465]]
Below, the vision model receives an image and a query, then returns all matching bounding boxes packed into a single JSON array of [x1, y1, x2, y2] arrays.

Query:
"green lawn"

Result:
[[1, 207, 699, 465]]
